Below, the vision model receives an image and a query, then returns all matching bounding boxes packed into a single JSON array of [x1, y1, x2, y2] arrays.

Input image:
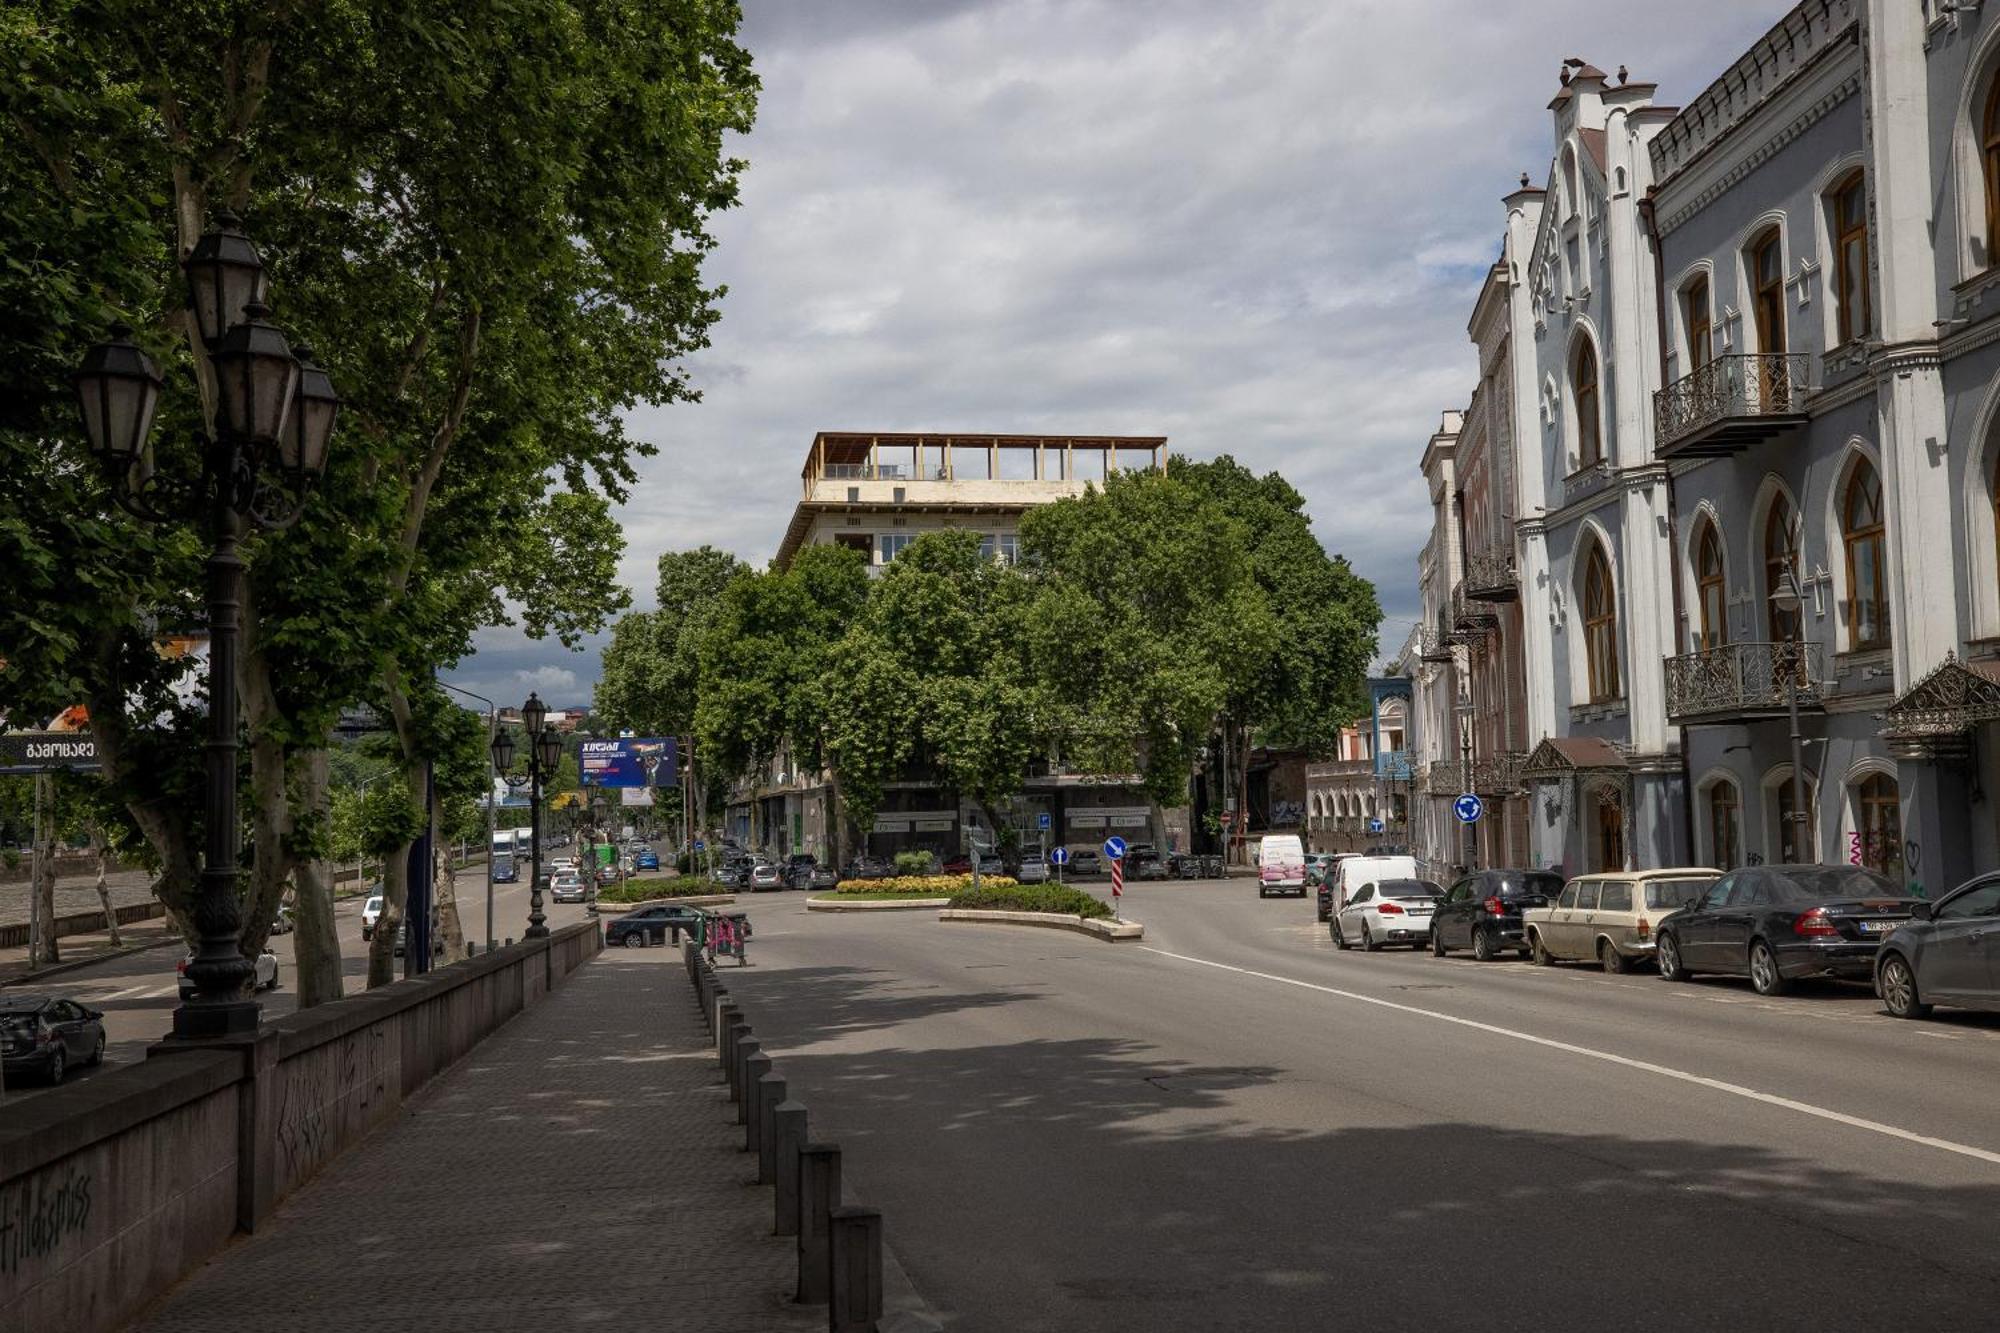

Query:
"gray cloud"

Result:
[[466, 0, 1780, 699]]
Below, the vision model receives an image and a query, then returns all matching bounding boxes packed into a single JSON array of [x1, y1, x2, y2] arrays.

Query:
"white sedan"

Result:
[[178, 948, 279, 999], [1332, 878, 1445, 952]]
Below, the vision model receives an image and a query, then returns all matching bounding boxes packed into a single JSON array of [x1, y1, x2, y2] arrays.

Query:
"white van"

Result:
[[1334, 854, 1419, 912], [1257, 835, 1307, 898]]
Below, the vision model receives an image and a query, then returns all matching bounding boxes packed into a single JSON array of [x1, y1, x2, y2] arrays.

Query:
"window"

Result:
[[1832, 172, 1871, 346], [1776, 779, 1816, 863], [1938, 880, 2000, 921], [1764, 496, 1801, 642], [1985, 77, 2000, 267], [1842, 459, 1890, 651], [979, 533, 1019, 565], [1751, 227, 1786, 356], [1684, 276, 1713, 368], [1574, 882, 1601, 911], [1599, 883, 1633, 912], [877, 533, 915, 564], [1855, 773, 1903, 880], [1573, 340, 1602, 467], [1695, 520, 1727, 651], [1646, 878, 1714, 911], [1582, 544, 1621, 702], [1557, 883, 1578, 910], [1707, 780, 1741, 869], [846, 486, 861, 503]]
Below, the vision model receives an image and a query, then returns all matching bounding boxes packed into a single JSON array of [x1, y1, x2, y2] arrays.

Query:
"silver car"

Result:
[[1875, 874, 2000, 1019], [1016, 852, 1050, 884]]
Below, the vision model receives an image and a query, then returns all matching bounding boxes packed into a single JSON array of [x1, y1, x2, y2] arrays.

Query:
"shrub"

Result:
[[893, 850, 936, 876], [948, 883, 1112, 920], [596, 877, 733, 904], [832, 873, 1015, 896]]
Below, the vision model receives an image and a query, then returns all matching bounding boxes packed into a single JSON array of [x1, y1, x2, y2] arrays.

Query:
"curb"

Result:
[[805, 896, 951, 912], [0, 932, 185, 988], [936, 909, 1144, 941]]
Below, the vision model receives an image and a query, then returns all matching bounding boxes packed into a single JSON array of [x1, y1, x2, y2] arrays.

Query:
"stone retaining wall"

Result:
[[0, 920, 601, 1333]]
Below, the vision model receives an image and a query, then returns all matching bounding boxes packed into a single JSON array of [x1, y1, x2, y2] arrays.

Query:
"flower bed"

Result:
[[831, 873, 1017, 897], [946, 883, 1113, 920]]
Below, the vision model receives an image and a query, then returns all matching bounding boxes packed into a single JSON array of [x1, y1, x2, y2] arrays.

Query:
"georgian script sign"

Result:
[[0, 732, 101, 775]]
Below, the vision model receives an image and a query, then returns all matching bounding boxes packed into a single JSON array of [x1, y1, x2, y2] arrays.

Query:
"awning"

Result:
[[1883, 653, 2000, 743], [1519, 735, 1629, 779]]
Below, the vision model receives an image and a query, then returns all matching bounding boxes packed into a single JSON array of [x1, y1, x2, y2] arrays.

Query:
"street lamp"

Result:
[[73, 214, 338, 1040], [1770, 570, 1812, 862], [492, 693, 563, 938]]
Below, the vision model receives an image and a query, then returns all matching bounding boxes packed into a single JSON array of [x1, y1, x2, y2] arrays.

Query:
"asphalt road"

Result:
[[1, 862, 609, 1101], [713, 879, 2000, 1332]]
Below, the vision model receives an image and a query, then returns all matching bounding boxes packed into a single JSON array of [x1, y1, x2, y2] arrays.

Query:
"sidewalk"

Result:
[[130, 949, 823, 1332], [0, 918, 182, 987]]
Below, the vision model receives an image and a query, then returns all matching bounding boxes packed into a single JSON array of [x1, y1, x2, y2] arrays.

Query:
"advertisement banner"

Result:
[[579, 737, 679, 788]]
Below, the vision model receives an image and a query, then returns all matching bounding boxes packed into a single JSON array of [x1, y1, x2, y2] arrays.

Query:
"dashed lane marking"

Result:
[[1138, 944, 2000, 1169]]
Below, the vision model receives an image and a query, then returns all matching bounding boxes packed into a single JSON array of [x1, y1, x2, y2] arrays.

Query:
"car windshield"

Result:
[[1772, 866, 1899, 901], [1377, 879, 1442, 898], [1644, 879, 1714, 910], [1496, 872, 1563, 897]]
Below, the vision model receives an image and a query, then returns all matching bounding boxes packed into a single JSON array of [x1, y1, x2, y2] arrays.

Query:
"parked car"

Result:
[[268, 904, 295, 935], [807, 863, 839, 891], [391, 918, 446, 959], [940, 853, 973, 875], [1875, 874, 2000, 1019], [1017, 850, 1051, 884], [1525, 868, 1720, 973], [634, 849, 660, 871], [1430, 868, 1564, 960], [550, 873, 588, 904], [976, 853, 1004, 876], [1, 996, 106, 1085], [361, 892, 385, 941], [1332, 878, 1443, 951], [1324, 854, 1413, 922], [607, 903, 704, 948], [1655, 864, 1916, 994], [1256, 834, 1307, 898], [1065, 847, 1102, 877], [782, 858, 817, 890], [179, 948, 278, 999], [492, 858, 519, 884], [1130, 849, 1171, 881], [749, 861, 784, 892], [840, 856, 889, 881], [1304, 852, 1339, 887]]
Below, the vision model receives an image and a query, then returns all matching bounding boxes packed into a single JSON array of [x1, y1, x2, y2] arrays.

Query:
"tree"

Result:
[[596, 546, 748, 736]]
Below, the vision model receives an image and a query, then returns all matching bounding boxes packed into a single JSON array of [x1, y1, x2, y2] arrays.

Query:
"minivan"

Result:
[[1257, 835, 1307, 898]]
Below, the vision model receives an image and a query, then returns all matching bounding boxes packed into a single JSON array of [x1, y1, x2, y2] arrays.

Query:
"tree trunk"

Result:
[[238, 728, 293, 960], [366, 838, 408, 988], [32, 774, 58, 964], [90, 826, 121, 947], [434, 791, 466, 961], [292, 749, 344, 1008]]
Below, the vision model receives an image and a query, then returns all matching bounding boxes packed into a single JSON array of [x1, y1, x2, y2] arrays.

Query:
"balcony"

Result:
[[1473, 751, 1527, 796], [1653, 353, 1810, 458], [1463, 548, 1518, 602], [1451, 586, 1497, 638], [1664, 640, 1825, 725], [1418, 624, 1455, 663]]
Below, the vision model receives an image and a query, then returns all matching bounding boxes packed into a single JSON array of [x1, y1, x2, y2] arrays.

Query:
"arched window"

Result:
[[1707, 780, 1741, 869], [1985, 78, 2000, 267], [1582, 544, 1621, 702], [1842, 458, 1890, 651], [1856, 773, 1903, 880], [1573, 340, 1602, 468], [1684, 276, 1713, 369], [1764, 495, 1801, 642], [1832, 172, 1871, 346], [1695, 520, 1727, 651], [1751, 227, 1786, 356]]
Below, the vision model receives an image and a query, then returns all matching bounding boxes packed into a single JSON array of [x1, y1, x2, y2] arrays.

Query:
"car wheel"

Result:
[[623, 932, 645, 948], [1332, 918, 1350, 950], [1878, 953, 1930, 1019], [46, 1046, 66, 1085], [1598, 940, 1631, 975], [89, 1031, 106, 1065], [1748, 940, 1790, 997], [1258, 887, 1270, 899], [1471, 924, 1498, 962], [1529, 931, 1554, 967], [1362, 923, 1381, 953], [1657, 931, 1692, 982], [1430, 926, 1447, 957]]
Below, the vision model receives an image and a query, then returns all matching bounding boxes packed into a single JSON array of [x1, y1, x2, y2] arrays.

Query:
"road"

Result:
[[1, 861, 608, 1101], [714, 879, 2000, 1332]]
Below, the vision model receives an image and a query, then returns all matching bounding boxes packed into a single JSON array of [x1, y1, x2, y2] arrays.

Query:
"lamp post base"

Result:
[[168, 998, 262, 1040]]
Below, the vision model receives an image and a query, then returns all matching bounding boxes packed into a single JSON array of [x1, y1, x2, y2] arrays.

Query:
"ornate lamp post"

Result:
[[492, 692, 563, 938], [73, 212, 338, 1040], [1770, 570, 1813, 862]]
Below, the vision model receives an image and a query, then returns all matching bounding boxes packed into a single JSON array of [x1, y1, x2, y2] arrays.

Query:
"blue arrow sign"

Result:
[[692, 840, 705, 851], [1103, 835, 1128, 860], [1367, 817, 1384, 834], [1049, 847, 1071, 866], [1453, 793, 1483, 824]]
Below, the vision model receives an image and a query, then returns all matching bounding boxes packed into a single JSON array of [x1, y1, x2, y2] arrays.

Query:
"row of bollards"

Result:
[[687, 940, 885, 1332]]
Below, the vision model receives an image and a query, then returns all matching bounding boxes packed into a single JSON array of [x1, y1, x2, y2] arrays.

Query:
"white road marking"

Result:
[[1139, 945, 2000, 1169], [100, 985, 153, 1000]]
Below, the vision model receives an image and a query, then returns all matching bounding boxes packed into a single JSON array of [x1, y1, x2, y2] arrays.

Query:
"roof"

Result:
[[1520, 735, 1628, 776], [1884, 652, 2000, 737], [1578, 127, 1607, 173]]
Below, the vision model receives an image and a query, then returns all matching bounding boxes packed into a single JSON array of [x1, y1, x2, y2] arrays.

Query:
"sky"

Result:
[[446, 0, 1779, 711]]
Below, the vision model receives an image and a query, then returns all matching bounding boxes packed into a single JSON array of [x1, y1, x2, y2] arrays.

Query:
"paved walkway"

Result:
[[130, 949, 822, 1332], [0, 868, 156, 928]]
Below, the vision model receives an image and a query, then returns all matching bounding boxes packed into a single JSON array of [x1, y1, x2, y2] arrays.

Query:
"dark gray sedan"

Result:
[[1, 996, 106, 1085], [1875, 875, 2000, 1019]]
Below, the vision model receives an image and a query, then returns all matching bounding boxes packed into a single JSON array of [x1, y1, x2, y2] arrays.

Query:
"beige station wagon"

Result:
[[1524, 868, 1721, 973]]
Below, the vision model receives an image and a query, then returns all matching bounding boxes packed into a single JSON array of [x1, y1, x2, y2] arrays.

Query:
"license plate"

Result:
[[1408, 907, 1433, 915], [1859, 919, 1900, 934]]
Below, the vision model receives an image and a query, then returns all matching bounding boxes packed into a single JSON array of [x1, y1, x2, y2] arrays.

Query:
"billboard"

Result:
[[580, 737, 678, 788]]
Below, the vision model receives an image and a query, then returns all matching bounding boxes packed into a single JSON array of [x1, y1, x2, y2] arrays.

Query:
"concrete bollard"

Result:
[[741, 1052, 772, 1145], [757, 1074, 788, 1184], [796, 1143, 842, 1305], [829, 1206, 885, 1332], [773, 1101, 808, 1236], [724, 1020, 750, 1085], [717, 1003, 741, 1059], [733, 1040, 764, 1120]]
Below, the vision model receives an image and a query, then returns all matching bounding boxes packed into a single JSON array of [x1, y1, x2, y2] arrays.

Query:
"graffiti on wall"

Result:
[[0, 1167, 92, 1276]]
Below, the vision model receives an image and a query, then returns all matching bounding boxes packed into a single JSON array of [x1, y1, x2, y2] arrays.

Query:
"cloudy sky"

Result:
[[449, 0, 1778, 710]]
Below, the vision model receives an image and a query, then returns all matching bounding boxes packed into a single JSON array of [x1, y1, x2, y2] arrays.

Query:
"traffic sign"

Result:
[[1453, 793, 1483, 824], [1036, 811, 1052, 831], [1366, 817, 1384, 834], [692, 840, 705, 851], [1049, 847, 1071, 866], [1103, 835, 1128, 860], [1110, 855, 1124, 902]]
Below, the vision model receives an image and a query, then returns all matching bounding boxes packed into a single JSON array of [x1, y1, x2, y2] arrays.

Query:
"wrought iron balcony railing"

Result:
[[1653, 353, 1810, 457], [1418, 623, 1455, 662], [1451, 585, 1497, 637], [1664, 640, 1825, 724], [1463, 548, 1518, 602], [1473, 751, 1527, 795]]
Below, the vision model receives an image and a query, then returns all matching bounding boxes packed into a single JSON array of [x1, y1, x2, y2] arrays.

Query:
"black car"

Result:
[[607, 903, 704, 948], [1130, 850, 1172, 881], [842, 856, 891, 881], [1656, 863, 1914, 995], [783, 856, 822, 890], [1431, 869, 1563, 960], [2, 996, 106, 1085]]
